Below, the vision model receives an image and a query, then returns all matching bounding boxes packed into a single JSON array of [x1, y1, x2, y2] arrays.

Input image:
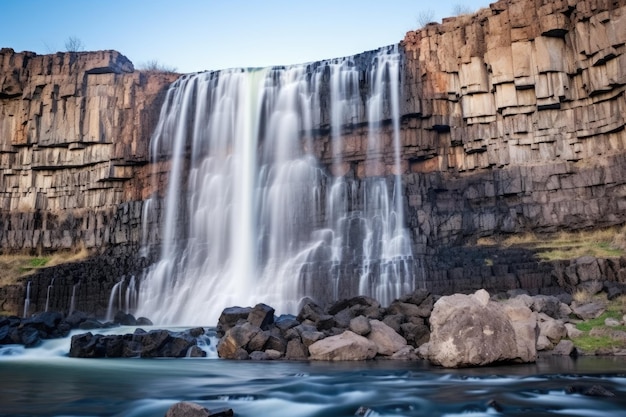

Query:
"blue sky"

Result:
[[2, 1, 490, 73]]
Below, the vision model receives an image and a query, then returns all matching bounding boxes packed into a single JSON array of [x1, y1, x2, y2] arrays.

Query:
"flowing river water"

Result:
[[1, 327, 626, 417]]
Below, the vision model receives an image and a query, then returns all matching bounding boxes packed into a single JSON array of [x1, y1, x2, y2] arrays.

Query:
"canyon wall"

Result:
[[0, 49, 177, 315], [2, 0, 626, 316]]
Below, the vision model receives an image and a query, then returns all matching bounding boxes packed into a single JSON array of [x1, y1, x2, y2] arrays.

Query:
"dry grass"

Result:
[[0, 248, 90, 286], [476, 227, 625, 261]]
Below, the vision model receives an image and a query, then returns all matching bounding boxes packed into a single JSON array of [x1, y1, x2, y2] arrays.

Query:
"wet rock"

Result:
[[308, 330, 377, 361], [216, 306, 252, 337], [565, 384, 615, 397], [381, 314, 403, 333], [69, 329, 206, 358], [136, 317, 154, 326], [64, 310, 88, 328], [165, 401, 234, 417], [113, 311, 137, 326], [217, 322, 262, 359], [78, 319, 105, 330], [274, 314, 299, 332]]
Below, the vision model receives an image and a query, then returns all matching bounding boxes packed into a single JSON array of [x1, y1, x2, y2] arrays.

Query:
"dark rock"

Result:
[[188, 327, 205, 338], [333, 308, 354, 329], [264, 335, 287, 353], [387, 301, 422, 318], [551, 340, 576, 356], [113, 311, 137, 326], [399, 288, 430, 306], [187, 345, 206, 358], [300, 330, 325, 347], [317, 315, 336, 331], [64, 310, 88, 328], [247, 303, 275, 330], [20, 326, 40, 347], [249, 351, 270, 361], [327, 296, 380, 315], [247, 330, 270, 352], [400, 322, 430, 347], [217, 306, 252, 337], [136, 317, 154, 326], [274, 314, 299, 332], [565, 384, 615, 397], [22, 311, 64, 337], [297, 300, 325, 323], [382, 314, 404, 333], [161, 334, 197, 357], [70, 332, 95, 358], [78, 319, 104, 330], [531, 295, 561, 318], [139, 330, 171, 357]]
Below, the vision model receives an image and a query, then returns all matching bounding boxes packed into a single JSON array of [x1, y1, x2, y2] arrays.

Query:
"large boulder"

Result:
[[426, 289, 535, 368], [165, 402, 233, 417], [367, 320, 407, 356], [308, 331, 377, 361]]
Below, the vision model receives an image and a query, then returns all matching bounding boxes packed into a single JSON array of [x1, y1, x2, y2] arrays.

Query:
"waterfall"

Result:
[[106, 279, 124, 321], [45, 278, 54, 312], [136, 45, 418, 325], [23, 281, 31, 318]]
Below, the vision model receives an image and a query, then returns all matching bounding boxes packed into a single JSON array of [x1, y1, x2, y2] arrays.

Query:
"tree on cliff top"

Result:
[[139, 59, 178, 74], [64, 36, 85, 52]]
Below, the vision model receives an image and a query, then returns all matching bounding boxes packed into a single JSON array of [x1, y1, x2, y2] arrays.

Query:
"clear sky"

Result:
[[2, 0, 490, 73]]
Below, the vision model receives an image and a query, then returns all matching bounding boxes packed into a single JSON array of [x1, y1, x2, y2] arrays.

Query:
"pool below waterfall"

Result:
[[1, 328, 626, 417]]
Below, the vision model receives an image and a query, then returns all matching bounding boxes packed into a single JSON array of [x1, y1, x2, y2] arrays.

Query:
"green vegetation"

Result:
[[570, 295, 626, 353]]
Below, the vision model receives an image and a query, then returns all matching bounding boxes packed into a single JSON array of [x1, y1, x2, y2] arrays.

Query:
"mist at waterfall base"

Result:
[[2, 332, 626, 417], [128, 46, 418, 325]]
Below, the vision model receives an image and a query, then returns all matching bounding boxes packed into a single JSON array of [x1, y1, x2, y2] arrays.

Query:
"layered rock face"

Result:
[[399, 0, 626, 292], [3, 0, 626, 316], [0, 48, 177, 315]]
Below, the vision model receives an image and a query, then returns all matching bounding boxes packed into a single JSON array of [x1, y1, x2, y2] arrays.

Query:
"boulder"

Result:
[[165, 402, 234, 417], [308, 331, 377, 361], [552, 340, 576, 356], [426, 289, 534, 367], [285, 339, 308, 360], [565, 323, 584, 339], [216, 322, 262, 359], [400, 322, 430, 347], [571, 301, 606, 320], [537, 314, 567, 344], [367, 320, 407, 356], [349, 316, 371, 336], [247, 303, 275, 330], [216, 306, 252, 337]]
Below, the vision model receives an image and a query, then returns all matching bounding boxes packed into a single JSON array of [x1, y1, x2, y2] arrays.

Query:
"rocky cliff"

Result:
[[0, 48, 177, 315], [2, 0, 626, 316]]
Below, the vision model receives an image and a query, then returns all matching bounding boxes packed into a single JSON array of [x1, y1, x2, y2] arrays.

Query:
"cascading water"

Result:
[[22, 281, 31, 318], [44, 278, 54, 312], [135, 45, 419, 325]]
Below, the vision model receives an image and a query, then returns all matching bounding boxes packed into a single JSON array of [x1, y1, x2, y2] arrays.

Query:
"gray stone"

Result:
[[349, 316, 371, 336], [367, 320, 407, 356], [308, 331, 377, 361]]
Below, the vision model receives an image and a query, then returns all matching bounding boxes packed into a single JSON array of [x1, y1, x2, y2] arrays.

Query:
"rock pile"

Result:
[[216, 290, 434, 361], [0, 310, 152, 348], [216, 286, 626, 367], [69, 327, 206, 358]]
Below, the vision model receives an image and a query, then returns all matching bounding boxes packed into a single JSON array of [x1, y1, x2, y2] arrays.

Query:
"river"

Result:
[[1, 328, 625, 417]]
